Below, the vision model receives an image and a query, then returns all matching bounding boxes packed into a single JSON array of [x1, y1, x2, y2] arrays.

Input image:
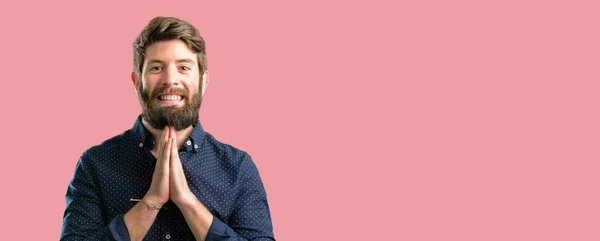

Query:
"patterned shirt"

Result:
[[61, 116, 275, 240]]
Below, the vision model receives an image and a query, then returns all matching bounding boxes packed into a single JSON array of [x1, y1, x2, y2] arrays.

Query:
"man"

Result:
[[61, 16, 275, 241]]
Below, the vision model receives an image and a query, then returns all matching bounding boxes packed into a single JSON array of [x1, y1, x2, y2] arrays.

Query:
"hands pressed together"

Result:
[[125, 126, 213, 241], [144, 126, 196, 209]]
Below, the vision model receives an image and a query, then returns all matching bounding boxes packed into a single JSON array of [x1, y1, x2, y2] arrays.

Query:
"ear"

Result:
[[131, 72, 139, 92], [201, 71, 209, 96]]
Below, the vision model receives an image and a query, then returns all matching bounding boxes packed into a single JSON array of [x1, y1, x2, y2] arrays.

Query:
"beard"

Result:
[[138, 84, 202, 131]]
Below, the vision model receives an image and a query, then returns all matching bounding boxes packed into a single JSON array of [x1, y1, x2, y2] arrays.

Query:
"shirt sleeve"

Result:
[[108, 214, 130, 241], [61, 155, 131, 241], [204, 154, 275, 241]]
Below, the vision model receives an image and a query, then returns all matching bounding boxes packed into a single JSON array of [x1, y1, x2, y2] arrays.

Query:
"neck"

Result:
[[141, 118, 194, 151]]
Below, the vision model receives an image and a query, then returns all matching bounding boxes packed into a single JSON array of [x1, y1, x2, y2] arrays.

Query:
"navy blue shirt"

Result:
[[61, 116, 275, 240]]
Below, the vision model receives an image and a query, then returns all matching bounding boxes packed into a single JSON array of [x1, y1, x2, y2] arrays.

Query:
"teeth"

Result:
[[159, 95, 182, 101]]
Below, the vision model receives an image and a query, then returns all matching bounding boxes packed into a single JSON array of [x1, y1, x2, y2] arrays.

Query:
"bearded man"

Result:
[[61, 16, 275, 241]]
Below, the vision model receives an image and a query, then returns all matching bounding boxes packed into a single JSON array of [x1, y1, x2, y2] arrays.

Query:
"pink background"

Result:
[[1, 0, 599, 240]]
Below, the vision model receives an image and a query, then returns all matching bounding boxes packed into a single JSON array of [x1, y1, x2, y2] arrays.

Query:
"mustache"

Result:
[[150, 86, 189, 98]]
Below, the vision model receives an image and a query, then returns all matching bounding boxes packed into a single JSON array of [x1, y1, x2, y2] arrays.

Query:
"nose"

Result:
[[162, 65, 181, 87]]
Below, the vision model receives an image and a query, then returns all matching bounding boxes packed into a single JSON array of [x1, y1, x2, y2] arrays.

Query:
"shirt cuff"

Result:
[[205, 217, 231, 240], [108, 214, 131, 241]]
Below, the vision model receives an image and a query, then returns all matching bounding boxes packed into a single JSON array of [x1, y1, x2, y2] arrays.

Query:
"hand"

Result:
[[143, 126, 172, 207], [168, 126, 197, 206]]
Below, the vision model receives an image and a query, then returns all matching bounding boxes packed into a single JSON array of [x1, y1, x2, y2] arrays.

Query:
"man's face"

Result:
[[136, 39, 205, 131]]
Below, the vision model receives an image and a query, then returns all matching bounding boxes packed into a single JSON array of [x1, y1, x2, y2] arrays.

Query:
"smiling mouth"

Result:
[[158, 94, 184, 101]]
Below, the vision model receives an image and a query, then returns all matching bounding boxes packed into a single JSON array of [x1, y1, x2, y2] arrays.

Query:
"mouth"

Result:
[[156, 94, 185, 106], [158, 94, 183, 101]]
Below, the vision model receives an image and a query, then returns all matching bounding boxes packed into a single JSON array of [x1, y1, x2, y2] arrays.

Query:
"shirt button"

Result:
[[186, 140, 192, 146], [194, 144, 198, 148], [139, 143, 143, 147], [165, 234, 171, 239]]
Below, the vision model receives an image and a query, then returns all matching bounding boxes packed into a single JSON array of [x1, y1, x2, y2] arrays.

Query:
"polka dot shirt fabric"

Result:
[[61, 116, 275, 240]]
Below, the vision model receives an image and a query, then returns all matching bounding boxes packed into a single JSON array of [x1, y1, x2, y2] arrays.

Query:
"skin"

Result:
[[124, 39, 213, 241]]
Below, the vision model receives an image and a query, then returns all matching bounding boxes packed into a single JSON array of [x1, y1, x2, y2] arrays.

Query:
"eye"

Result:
[[180, 66, 192, 71], [149, 66, 163, 72]]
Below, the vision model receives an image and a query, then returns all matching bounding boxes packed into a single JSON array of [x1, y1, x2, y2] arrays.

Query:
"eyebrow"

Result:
[[146, 58, 196, 65], [176, 58, 196, 64]]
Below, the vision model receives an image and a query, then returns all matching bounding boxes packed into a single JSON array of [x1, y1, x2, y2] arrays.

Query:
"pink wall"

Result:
[[1, 0, 599, 240]]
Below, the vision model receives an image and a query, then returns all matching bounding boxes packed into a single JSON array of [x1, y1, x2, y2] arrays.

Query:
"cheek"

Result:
[[139, 84, 156, 101], [141, 77, 159, 93], [184, 78, 201, 93]]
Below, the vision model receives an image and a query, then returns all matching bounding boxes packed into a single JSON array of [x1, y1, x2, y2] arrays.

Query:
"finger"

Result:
[[159, 134, 172, 170], [156, 126, 167, 160], [169, 126, 176, 143], [170, 136, 180, 166], [168, 127, 178, 159], [170, 136, 186, 179], [165, 126, 171, 140], [170, 137, 187, 188]]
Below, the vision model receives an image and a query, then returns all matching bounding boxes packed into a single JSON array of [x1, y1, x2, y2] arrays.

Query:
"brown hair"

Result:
[[133, 16, 207, 78]]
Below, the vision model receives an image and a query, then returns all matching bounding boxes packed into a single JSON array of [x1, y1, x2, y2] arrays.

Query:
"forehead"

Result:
[[144, 39, 197, 63]]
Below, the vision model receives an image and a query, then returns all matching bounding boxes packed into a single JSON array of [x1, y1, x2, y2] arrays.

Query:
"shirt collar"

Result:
[[131, 115, 205, 153]]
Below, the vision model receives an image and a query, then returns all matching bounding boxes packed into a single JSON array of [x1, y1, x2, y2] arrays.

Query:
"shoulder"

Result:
[[79, 129, 136, 165], [200, 132, 266, 188], [201, 131, 255, 168]]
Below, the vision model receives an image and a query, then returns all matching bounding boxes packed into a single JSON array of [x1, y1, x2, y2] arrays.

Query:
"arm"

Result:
[[122, 200, 160, 241], [62, 128, 172, 241], [61, 155, 128, 241], [167, 128, 214, 240], [167, 128, 274, 240], [124, 127, 172, 241], [176, 169, 275, 241], [204, 154, 275, 240]]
